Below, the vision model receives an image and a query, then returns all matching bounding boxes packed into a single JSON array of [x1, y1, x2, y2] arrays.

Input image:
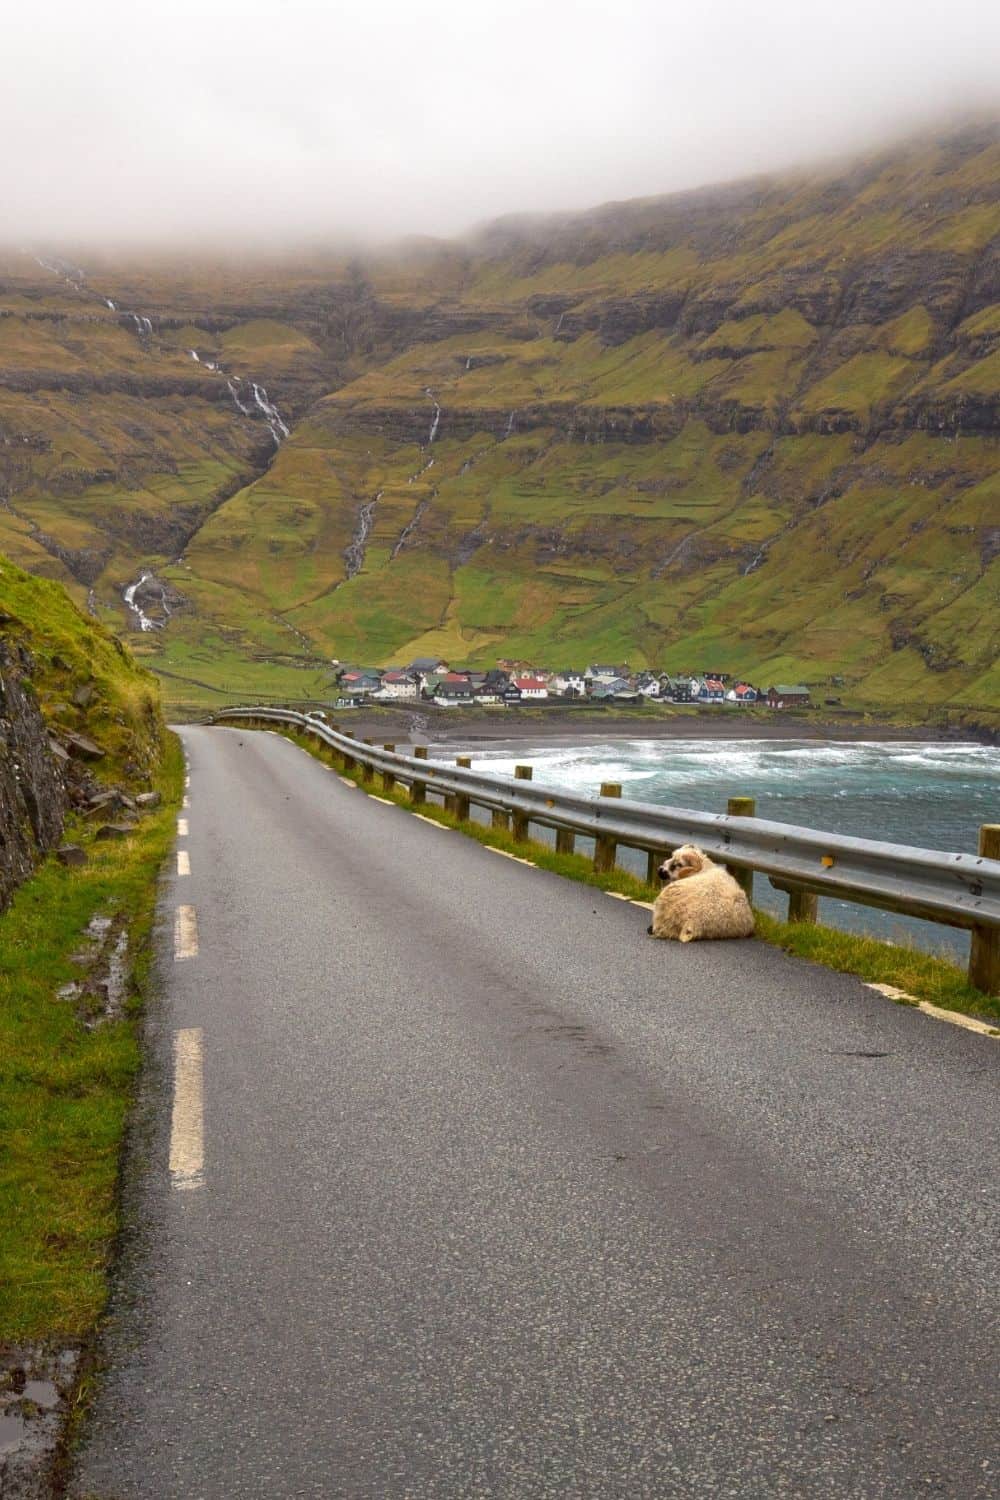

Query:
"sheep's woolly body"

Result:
[[650, 846, 755, 943]]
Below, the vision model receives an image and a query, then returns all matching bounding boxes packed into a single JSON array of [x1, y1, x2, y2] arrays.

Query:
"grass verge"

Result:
[[279, 726, 1000, 1028], [0, 733, 184, 1345]]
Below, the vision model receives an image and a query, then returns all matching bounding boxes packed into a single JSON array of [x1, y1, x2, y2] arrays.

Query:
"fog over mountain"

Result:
[[8, 0, 1000, 245]]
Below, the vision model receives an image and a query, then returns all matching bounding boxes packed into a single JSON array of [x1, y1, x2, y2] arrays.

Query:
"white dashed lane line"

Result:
[[177, 850, 191, 877], [169, 1028, 204, 1191], [177, 817, 189, 836], [174, 905, 199, 960]]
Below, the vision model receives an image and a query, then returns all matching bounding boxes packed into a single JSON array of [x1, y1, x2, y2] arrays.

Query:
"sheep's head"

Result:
[[658, 844, 707, 882]]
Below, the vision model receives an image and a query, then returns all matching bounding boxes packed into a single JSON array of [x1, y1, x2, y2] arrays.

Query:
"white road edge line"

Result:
[[169, 1028, 204, 1190], [177, 850, 191, 877], [174, 905, 199, 960], [411, 812, 451, 830], [484, 847, 536, 866], [182, 794, 190, 809], [865, 982, 999, 1039], [369, 794, 397, 805], [177, 817, 188, 836]]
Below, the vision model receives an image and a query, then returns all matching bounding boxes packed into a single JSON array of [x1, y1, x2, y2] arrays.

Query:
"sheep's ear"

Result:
[[674, 861, 699, 880]]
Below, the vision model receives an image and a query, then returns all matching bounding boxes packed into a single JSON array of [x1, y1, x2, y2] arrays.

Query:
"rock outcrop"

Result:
[[0, 642, 66, 910]]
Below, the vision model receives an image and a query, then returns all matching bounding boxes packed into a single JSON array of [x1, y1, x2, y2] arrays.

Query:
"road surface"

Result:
[[71, 725, 999, 1498]]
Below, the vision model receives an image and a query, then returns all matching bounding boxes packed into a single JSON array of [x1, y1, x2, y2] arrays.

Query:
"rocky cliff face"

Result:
[[0, 640, 65, 909]]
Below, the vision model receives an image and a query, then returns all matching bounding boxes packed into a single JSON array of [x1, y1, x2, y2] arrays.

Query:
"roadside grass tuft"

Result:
[[280, 727, 999, 1028], [0, 734, 184, 1344]]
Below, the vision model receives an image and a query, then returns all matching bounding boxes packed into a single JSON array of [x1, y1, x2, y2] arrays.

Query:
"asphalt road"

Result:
[[71, 726, 999, 1499]]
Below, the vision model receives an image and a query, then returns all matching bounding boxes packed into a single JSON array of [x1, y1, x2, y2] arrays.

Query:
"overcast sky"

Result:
[[8, 0, 1000, 246]]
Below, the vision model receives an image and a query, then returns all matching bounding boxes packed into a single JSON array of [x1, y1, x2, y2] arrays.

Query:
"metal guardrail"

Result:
[[211, 707, 1000, 993]]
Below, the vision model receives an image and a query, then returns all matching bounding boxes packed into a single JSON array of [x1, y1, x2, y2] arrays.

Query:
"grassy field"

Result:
[[0, 735, 183, 1343]]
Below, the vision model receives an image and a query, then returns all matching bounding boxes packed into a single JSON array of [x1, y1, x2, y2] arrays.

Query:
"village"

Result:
[[329, 659, 815, 711]]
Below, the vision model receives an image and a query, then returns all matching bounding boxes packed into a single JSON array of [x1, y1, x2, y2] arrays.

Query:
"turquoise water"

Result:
[[448, 739, 999, 959]]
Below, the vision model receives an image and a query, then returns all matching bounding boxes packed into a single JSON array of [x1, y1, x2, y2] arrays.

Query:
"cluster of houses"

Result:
[[332, 659, 812, 711]]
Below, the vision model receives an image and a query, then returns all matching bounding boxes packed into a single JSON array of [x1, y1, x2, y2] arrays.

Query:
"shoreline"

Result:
[[331, 705, 997, 751]]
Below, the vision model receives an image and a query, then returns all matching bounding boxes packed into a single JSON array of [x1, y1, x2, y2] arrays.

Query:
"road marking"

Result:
[[484, 846, 536, 866], [177, 850, 190, 876], [169, 1028, 204, 1190], [177, 817, 188, 836], [339, 777, 358, 788], [174, 905, 199, 960], [412, 812, 451, 830], [182, 794, 190, 809], [604, 890, 656, 911], [866, 983, 999, 1038], [370, 794, 397, 805]]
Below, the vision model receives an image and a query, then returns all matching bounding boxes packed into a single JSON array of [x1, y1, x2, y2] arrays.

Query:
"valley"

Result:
[[2, 121, 998, 725]]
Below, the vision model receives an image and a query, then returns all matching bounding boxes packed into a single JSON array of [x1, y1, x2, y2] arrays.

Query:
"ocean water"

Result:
[[443, 739, 999, 960]]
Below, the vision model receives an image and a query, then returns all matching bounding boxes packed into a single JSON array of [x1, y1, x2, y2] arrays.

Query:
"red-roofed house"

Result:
[[514, 677, 549, 699]]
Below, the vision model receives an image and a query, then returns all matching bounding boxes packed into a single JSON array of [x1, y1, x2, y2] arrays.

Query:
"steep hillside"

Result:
[[3, 122, 998, 717], [0, 554, 164, 907]]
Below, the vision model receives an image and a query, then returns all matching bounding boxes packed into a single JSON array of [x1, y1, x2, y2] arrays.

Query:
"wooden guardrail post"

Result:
[[646, 849, 660, 885], [787, 887, 818, 923], [493, 807, 511, 833], [360, 739, 375, 784], [454, 758, 472, 821], [410, 746, 428, 804], [381, 745, 396, 793], [594, 782, 621, 873], [969, 824, 1000, 994], [726, 796, 756, 901], [341, 730, 355, 772], [512, 765, 532, 842], [556, 828, 576, 857]]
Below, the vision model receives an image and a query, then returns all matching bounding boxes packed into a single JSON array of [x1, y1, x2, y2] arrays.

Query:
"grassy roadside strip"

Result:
[[277, 727, 1000, 1029], [0, 732, 184, 1346]]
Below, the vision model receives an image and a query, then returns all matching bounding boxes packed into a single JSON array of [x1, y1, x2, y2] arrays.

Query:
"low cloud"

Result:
[[7, 0, 1000, 246]]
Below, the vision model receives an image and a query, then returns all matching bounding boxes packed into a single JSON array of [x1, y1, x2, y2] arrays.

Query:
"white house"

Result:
[[375, 671, 419, 700], [585, 663, 626, 685], [514, 676, 549, 700], [552, 671, 586, 697]]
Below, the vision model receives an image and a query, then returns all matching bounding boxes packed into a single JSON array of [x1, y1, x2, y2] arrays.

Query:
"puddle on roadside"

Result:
[[0, 1411, 27, 1454], [21, 1380, 60, 1410]]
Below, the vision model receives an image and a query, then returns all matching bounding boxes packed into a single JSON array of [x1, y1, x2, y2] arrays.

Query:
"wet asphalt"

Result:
[[70, 726, 999, 1499]]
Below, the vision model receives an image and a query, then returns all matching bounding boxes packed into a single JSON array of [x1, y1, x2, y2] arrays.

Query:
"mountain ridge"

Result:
[[1, 120, 997, 719]]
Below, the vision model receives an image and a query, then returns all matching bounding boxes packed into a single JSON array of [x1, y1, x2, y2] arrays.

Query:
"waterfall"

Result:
[[251, 383, 290, 443], [425, 389, 441, 444], [123, 572, 159, 632], [31, 251, 294, 457], [504, 410, 516, 437], [343, 492, 382, 579], [227, 378, 253, 415], [391, 499, 429, 559], [554, 312, 564, 334], [743, 547, 767, 576], [465, 356, 472, 370]]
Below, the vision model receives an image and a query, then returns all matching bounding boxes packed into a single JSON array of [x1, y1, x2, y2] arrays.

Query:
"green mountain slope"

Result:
[[2, 122, 998, 717]]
